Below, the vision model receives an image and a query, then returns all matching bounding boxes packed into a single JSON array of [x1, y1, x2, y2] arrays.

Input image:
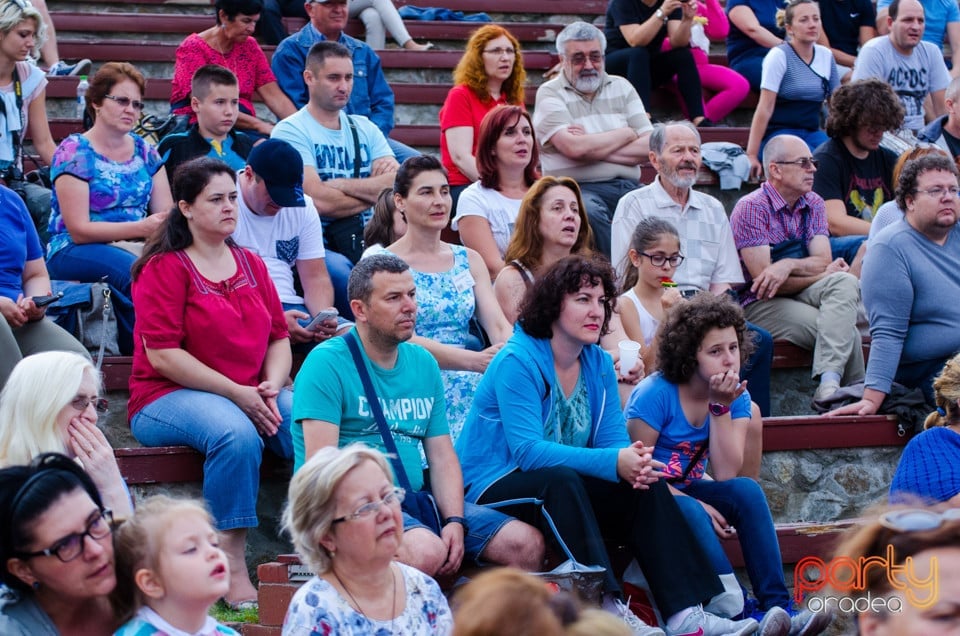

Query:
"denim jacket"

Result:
[[271, 24, 395, 135]]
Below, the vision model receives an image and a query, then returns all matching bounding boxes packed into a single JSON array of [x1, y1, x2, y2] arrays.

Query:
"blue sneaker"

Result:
[[47, 59, 92, 77]]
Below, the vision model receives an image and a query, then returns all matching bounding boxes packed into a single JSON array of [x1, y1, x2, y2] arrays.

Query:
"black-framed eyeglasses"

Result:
[[774, 158, 819, 170], [914, 186, 960, 199], [482, 47, 516, 57], [640, 252, 685, 268], [331, 487, 405, 524], [103, 95, 145, 112], [71, 396, 109, 414], [15, 509, 113, 563], [568, 52, 604, 67], [879, 508, 960, 533]]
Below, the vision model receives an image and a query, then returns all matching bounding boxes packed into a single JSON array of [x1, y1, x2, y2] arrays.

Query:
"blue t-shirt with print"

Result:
[[624, 372, 752, 487]]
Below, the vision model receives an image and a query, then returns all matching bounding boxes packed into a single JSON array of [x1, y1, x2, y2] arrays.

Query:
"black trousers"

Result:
[[605, 45, 704, 120], [479, 466, 722, 618]]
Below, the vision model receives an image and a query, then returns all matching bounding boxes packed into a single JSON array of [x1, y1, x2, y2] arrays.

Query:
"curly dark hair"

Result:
[[896, 153, 959, 211], [825, 79, 905, 139], [658, 293, 754, 384], [518, 254, 617, 340]]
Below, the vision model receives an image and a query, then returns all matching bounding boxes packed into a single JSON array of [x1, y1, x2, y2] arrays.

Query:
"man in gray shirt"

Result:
[[833, 153, 960, 415]]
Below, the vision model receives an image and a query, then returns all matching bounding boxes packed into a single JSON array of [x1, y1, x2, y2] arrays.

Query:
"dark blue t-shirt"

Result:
[[819, 0, 876, 57], [726, 0, 785, 63]]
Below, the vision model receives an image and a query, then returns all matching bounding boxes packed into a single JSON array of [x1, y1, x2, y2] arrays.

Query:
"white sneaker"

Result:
[[667, 605, 759, 636], [789, 608, 832, 635], [758, 606, 791, 636], [604, 596, 666, 636], [813, 380, 841, 403]]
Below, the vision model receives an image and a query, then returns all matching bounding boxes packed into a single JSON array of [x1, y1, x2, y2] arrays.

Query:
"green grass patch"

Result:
[[210, 599, 259, 625]]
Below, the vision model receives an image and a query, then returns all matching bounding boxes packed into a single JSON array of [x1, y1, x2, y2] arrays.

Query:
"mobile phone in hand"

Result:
[[298, 309, 339, 331], [31, 291, 63, 308]]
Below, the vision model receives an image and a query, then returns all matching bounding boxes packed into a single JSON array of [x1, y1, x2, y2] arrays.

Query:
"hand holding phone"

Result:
[[298, 309, 338, 331], [31, 291, 63, 308]]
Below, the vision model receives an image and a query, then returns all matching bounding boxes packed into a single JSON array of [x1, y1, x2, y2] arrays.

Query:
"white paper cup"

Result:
[[618, 340, 641, 377]]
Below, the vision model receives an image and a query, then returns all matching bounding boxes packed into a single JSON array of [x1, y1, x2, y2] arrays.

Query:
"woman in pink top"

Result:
[[129, 157, 292, 610], [439, 25, 526, 208], [171, 0, 296, 137], [662, 0, 750, 123]]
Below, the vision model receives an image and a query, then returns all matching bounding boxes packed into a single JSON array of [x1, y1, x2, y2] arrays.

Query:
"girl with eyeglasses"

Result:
[[744, 0, 840, 180], [46, 62, 175, 355], [439, 25, 526, 209], [0, 453, 118, 634], [831, 505, 960, 635], [618, 217, 685, 374], [0, 351, 132, 520], [626, 293, 830, 635]]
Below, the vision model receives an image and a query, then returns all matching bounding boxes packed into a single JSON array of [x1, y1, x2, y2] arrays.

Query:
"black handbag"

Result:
[[323, 116, 366, 264], [344, 331, 443, 534]]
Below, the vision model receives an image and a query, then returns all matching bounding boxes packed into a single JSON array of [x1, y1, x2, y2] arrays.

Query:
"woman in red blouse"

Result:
[[128, 157, 293, 609], [171, 0, 296, 137]]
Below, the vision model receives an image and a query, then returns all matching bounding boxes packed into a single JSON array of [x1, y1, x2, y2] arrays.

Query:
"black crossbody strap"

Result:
[[346, 115, 361, 179], [344, 331, 413, 491], [669, 442, 709, 484]]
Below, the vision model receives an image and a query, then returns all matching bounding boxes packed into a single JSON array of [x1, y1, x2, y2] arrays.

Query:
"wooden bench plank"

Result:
[[86, 0, 607, 12], [762, 414, 905, 450], [116, 446, 290, 485]]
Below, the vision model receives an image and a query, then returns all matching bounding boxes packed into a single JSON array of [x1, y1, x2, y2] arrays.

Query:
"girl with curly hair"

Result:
[[456, 255, 760, 636], [439, 25, 527, 207], [625, 293, 830, 635]]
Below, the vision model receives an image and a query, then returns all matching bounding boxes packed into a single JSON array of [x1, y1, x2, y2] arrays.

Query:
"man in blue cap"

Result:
[[232, 139, 355, 343]]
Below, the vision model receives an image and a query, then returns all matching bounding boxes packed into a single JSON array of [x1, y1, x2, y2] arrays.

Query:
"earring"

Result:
[[31, 581, 40, 591]]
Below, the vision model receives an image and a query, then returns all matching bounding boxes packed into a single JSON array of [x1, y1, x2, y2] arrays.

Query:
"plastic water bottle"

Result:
[[76, 76, 89, 120]]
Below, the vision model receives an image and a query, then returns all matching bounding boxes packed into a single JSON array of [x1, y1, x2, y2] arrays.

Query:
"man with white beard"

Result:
[[532, 21, 653, 258]]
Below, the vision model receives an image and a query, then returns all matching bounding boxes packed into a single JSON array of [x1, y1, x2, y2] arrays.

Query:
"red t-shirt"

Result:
[[438, 84, 511, 186], [128, 246, 289, 419], [171, 33, 276, 120]]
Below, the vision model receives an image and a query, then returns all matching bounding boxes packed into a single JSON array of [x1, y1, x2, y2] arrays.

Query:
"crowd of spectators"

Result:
[[4, 1, 960, 634]]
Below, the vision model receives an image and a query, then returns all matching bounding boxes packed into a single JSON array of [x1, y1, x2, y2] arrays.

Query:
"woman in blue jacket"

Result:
[[456, 254, 758, 636]]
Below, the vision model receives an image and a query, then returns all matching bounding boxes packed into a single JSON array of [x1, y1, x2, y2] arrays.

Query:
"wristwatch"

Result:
[[444, 516, 469, 532], [709, 402, 731, 416], [655, 8, 668, 21]]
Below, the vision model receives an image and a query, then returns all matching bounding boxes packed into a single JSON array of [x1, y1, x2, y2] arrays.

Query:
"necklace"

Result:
[[332, 563, 398, 633]]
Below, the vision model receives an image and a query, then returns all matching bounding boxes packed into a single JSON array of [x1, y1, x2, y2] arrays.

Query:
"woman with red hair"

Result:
[[439, 25, 527, 209], [451, 105, 540, 280]]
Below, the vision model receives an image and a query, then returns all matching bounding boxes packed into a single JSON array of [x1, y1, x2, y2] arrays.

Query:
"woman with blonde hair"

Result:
[[890, 354, 960, 505], [439, 25, 527, 205], [282, 443, 452, 634], [0, 351, 132, 518]]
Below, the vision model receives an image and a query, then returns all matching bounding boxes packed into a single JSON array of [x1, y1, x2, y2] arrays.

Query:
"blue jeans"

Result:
[[744, 322, 773, 416], [760, 128, 829, 158], [402, 501, 511, 564], [578, 178, 641, 259], [679, 477, 791, 611], [130, 387, 293, 530], [325, 250, 354, 319], [829, 235, 866, 265], [47, 242, 137, 354], [388, 138, 420, 164]]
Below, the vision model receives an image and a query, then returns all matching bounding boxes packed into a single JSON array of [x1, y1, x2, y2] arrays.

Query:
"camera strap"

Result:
[[9, 65, 22, 168]]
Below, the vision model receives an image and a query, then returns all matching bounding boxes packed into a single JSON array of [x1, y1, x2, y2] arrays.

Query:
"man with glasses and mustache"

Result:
[[533, 21, 653, 259], [731, 134, 864, 406], [833, 154, 960, 416]]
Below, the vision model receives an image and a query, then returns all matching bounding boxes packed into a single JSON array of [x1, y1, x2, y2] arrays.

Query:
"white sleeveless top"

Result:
[[619, 288, 659, 347]]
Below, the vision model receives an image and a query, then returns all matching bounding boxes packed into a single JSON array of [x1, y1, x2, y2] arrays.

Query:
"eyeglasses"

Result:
[[331, 487, 405, 524], [71, 396, 109, 414], [774, 158, 819, 170], [567, 52, 604, 67], [483, 47, 516, 57], [103, 95, 145, 111], [16, 509, 114, 563], [641, 252, 685, 268], [914, 186, 960, 199], [879, 508, 960, 532]]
